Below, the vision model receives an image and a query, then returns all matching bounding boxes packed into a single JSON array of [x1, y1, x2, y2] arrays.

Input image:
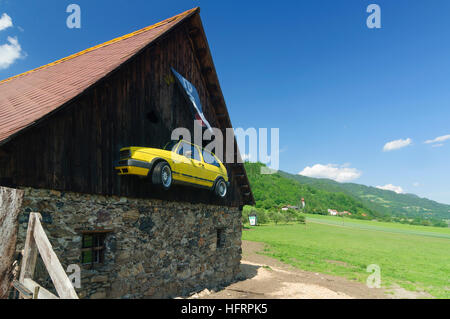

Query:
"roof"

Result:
[[0, 8, 198, 144]]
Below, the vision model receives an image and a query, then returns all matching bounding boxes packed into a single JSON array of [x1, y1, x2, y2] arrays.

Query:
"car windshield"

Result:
[[163, 140, 179, 151]]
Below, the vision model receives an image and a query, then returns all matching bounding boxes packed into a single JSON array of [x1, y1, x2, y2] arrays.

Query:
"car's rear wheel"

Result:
[[152, 162, 172, 190], [214, 178, 227, 198]]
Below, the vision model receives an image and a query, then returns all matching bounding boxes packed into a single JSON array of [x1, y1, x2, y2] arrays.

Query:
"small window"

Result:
[[202, 150, 220, 168], [178, 142, 201, 162], [178, 142, 192, 158], [164, 140, 179, 152], [216, 228, 225, 249], [81, 232, 107, 265]]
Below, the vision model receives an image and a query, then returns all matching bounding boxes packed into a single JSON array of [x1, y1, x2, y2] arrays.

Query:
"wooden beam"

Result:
[[12, 280, 33, 299], [33, 285, 39, 299], [19, 212, 39, 298], [78, 229, 113, 234], [32, 214, 78, 299], [23, 278, 59, 299]]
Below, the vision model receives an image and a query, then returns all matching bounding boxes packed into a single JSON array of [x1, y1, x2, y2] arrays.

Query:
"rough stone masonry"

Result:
[[15, 188, 242, 299]]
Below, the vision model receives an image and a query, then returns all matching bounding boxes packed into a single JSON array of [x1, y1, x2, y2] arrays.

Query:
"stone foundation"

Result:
[[16, 188, 242, 298]]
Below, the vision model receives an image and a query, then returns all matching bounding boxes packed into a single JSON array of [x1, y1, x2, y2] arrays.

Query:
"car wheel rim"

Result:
[[218, 181, 227, 197], [161, 166, 172, 187]]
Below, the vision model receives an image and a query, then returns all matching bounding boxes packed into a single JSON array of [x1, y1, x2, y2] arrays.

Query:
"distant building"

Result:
[[327, 209, 351, 216], [281, 205, 299, 211], [328, 209, 338, 216]]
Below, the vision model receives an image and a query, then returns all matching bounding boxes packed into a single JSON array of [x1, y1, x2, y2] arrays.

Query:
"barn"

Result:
[[0, 8, 254, 298]]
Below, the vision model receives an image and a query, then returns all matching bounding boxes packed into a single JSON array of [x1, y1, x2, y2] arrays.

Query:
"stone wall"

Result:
[[16, 188, 242, 299]]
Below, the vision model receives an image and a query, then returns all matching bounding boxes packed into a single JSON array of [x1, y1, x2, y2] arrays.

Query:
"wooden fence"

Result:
[[14, 212, 78, 299]]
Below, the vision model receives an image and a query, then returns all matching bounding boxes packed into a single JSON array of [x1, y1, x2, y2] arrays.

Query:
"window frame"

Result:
[[177, 141, 202, 162], [191, 145, 202, 162], [202, 149, 221, 168], [80, 230, 111, 267], [177, 142, 192, 158], [216, 228, 225, 249]]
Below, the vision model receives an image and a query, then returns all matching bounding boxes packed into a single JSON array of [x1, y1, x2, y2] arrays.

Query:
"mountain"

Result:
[[281, 171, 450, 221], [245, 162, 383, 219], [244, 162, 450, 224]]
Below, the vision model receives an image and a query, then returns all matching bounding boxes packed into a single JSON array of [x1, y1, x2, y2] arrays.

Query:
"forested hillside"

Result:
[[245, 162, 450, 226], [245, 162, 384, 219], [281, 171, 450, 221]]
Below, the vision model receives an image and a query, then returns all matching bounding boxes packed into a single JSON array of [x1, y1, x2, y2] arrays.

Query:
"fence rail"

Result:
[[15, 212, 78, 299]]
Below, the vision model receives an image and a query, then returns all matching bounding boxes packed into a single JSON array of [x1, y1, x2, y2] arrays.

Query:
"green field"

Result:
[[242, 214, 450, 298]]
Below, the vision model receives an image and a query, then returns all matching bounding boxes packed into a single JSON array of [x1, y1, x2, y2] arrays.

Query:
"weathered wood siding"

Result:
[[0, 187, 24, 299], [0, 24, 242, 207]]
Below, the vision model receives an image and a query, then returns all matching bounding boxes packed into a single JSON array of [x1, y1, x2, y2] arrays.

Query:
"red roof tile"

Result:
[[0, 8, 198, 145]]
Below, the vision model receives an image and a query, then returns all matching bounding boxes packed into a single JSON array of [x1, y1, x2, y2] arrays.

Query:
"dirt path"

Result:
[[190, 241, 399, 299]]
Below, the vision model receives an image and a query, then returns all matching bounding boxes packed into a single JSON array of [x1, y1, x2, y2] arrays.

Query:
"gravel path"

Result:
[[190, 241, 428, 299]]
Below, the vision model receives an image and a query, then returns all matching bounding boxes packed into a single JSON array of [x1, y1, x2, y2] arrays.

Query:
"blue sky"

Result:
[[0, 0, 449, 204]]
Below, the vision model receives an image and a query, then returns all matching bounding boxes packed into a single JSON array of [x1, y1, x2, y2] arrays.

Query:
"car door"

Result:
[[168, 141, 188, 183], [190, 144, 212, 187], [171, 141, 195, 184], [201, 149, 223, 184], [172, 142, 205, 186]]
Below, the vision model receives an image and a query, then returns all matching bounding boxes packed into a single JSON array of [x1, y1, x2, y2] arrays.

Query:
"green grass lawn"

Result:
[[242, 215, 450, 298]]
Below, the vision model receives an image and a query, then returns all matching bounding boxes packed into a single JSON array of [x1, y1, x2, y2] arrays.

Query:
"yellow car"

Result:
[[115, 140, 229, 198]]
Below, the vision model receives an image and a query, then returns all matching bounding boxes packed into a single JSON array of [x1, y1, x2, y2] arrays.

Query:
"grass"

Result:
[[304, 214, 450, 239], [242, 215, 450, 298]]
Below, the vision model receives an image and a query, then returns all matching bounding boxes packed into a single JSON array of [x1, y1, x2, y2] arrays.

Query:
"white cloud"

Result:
[[425, 134, 450, 145], [376, 184, 404, 194], [431, 143, 444, 148], [413, 182, 420, 187], [383, 138, 412, 152], [299, 164, 362, 183], [0, 13, 13, 31], [0, 14, 22, 69], [0, 36, 22, 69]]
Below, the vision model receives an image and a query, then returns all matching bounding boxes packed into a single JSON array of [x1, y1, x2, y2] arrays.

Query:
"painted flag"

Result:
[[171, 67, 213, 133]]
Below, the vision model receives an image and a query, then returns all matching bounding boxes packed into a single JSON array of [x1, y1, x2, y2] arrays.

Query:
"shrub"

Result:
[[256, 209, 269, 224], [268, 211, 283, 224]]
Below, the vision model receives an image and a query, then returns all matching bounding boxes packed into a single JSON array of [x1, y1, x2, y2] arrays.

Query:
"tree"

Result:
[[269, 211, 282, 225]]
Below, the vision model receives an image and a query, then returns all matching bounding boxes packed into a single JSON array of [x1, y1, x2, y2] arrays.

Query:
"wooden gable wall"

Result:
[[0, 20, 244, 207]]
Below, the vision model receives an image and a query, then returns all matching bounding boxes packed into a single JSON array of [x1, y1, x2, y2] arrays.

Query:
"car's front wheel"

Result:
[[152, 162, 172, 190], [214, 178, 228, 198]]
